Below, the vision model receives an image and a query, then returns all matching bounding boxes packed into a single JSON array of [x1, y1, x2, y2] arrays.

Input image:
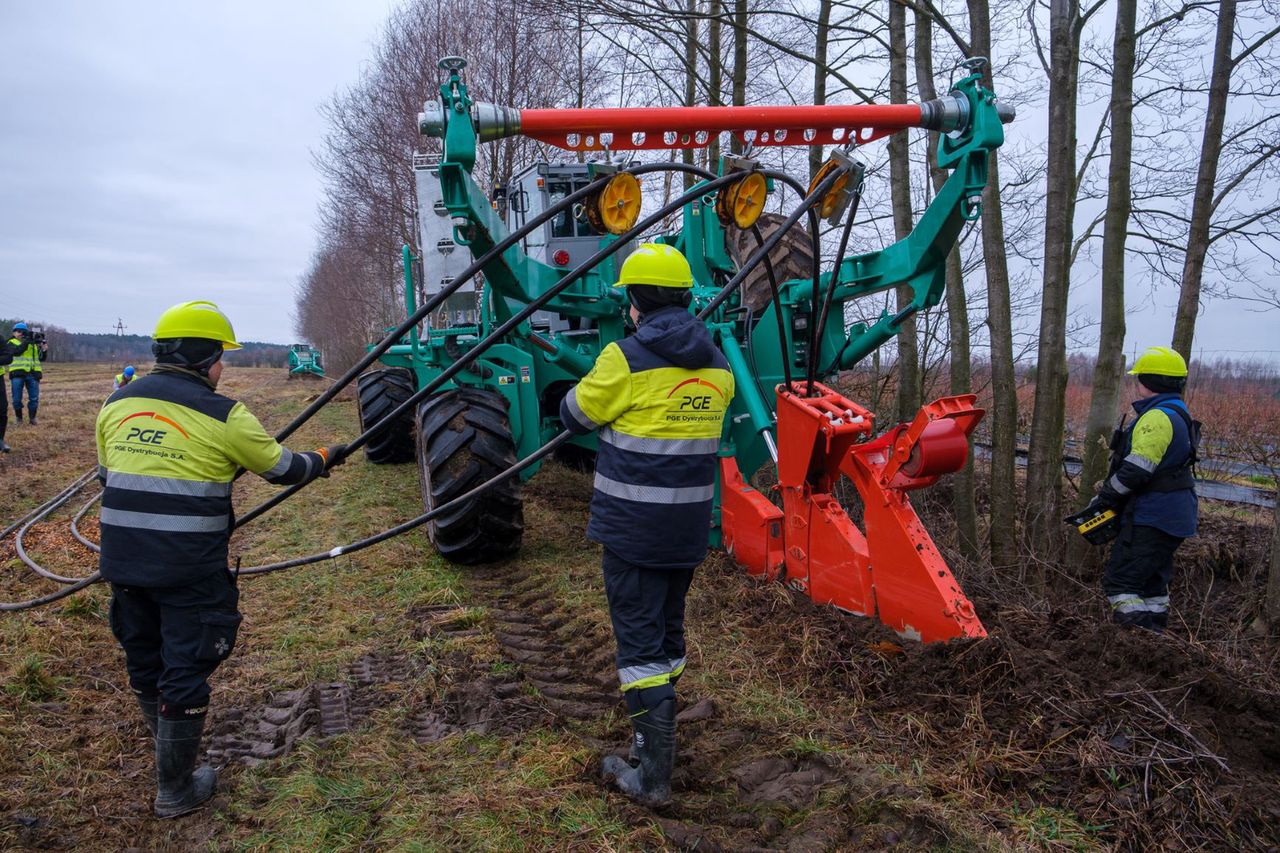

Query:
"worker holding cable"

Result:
[[559, 244, 734, 808], [1084, 346, 1199, 632], [95, 301, 347, 818]]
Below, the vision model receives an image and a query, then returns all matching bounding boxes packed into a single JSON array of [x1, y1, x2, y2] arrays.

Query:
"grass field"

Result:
[[2, 364, 1277, 851]]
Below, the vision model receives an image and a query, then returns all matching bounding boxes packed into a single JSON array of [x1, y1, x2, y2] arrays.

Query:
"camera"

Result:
[[31, 330, 46, 345]]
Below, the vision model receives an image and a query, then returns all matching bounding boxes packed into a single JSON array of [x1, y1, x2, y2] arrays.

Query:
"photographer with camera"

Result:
[[8, 322, 48, 426]]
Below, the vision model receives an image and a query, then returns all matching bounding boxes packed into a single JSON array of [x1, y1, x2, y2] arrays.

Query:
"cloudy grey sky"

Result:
[[2, 1, 1276, 362], [1, 0, 395, 343]]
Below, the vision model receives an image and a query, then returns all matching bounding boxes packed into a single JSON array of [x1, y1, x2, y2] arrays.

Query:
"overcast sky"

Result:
[[2, 1, 1276, 362], [0, 0, 395, 343]]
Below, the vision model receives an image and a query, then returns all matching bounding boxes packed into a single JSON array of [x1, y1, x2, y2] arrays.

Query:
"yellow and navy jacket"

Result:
[[1101, 393, 1198, 538], [6, 337, 44, 377], [95, 367, 328, 586], [560, 306, 734, 569]]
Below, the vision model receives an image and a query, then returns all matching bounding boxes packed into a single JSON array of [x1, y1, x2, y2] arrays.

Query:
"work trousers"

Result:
[[0, 379, 7, 439], [11, 374, 39, 417], [602, 549, 695, 700], [108, 569, 241, 714], [1103, 516, 1182, 632]]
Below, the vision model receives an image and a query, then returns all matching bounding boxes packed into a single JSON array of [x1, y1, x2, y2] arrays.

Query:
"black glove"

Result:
[[318, 444, 349, 475]]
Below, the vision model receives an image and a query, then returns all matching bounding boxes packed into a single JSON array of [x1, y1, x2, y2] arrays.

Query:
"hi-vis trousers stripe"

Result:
[[594, 474, 715, 504]]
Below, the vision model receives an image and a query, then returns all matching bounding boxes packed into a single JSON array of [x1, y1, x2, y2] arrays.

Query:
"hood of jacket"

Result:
[[633, 306, 717, 369]]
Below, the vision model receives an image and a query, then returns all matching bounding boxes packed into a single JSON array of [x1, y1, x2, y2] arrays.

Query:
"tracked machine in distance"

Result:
[[355, 56, 1014, 642]]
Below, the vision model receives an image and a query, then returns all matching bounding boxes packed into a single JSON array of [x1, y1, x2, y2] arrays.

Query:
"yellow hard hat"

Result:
[[153, 301, 242, 350], [1128, 345, 1187, 377], [614, 243, 694, 289]]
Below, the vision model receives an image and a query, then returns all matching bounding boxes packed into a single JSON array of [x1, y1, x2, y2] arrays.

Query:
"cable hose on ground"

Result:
[[70, 490, 102, 554], [1, 467, 98, 542], [14, 474, 100, 584], [234, 170, 747, 530]]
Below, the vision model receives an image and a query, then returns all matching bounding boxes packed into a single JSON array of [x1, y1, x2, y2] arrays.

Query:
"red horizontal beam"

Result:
[[518, 103, 926, 151]]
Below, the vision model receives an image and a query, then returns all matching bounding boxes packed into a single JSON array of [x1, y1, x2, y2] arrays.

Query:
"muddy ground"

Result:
[[2, 365, 1278, 851]]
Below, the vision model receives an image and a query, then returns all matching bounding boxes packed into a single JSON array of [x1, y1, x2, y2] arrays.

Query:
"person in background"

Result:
[[114, 365, 137, 390], [1087, 346, 1199, 632], [8, 322, 48, 425]]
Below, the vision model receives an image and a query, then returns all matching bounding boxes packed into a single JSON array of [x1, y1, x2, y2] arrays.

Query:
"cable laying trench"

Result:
[[2, 161, 849, 611]]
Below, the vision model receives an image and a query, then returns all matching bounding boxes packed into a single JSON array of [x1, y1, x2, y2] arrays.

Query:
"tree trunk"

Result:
[[1025, 0, 1081, 572], [730, 0, 748, 152], [809, 0, 834, 183], [1267, 493, 1280, 625], [708, 0, 723, 168], [1171, 0, 1236, 359], [916, 6, 978, 561], [1079, 0, 1137, 513], [967, 0, 1018, 569], [888, 0, 920, 423], [682, 0, 699, 188]]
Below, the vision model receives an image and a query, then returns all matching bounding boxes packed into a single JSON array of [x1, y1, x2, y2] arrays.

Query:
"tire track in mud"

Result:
[[457, 558, 951, 852]]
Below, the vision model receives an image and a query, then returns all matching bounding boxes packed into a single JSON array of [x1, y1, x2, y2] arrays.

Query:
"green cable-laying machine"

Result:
[[356, 56, 1013, 643], [287, 344, 325, 379]]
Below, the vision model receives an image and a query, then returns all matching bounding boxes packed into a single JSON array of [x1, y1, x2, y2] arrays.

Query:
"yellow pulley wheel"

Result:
[[586, 172, 642, 235], [807, 158, 852, 221], [716, 171, 768, 229]]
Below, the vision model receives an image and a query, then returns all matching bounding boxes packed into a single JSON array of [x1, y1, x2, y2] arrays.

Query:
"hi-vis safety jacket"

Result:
[[95, 367, 328, 586], [7, 338, 44, 377], [1101, 392, 1199, 539], [560, 306, 734, 569]]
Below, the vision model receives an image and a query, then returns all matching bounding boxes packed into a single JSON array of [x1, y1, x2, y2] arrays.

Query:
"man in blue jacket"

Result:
[[1089, 346, 1198, 631], [560, 244, 734, 807]]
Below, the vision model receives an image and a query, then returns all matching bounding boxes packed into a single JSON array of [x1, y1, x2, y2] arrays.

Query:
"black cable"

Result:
[[749, 222, 794, 394], [239, 432, 572, 575], [235, 170, 746, 529], [807, 164, 866, 389], [695, 163, 848, 322]]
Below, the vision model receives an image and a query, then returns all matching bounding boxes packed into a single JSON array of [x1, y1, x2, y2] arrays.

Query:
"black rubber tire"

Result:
[[416, 388, 524, 565], [725, 211, 816, 313], [356, 368, 417, 464]]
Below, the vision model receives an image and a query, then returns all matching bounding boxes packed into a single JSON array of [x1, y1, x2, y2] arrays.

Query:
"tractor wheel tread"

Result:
[[357, 369, 417, 464], [416, 388, 524, 565]]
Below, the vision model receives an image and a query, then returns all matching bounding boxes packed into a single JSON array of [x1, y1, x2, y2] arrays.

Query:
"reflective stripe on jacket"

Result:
[[7, 339, 42, 376], [95, 368, 325, 585], [1105, 393, 1198, 538], [560, 307, 734, 569]]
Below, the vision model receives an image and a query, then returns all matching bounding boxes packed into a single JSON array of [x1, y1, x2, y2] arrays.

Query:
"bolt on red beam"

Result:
[[517, 103, 927, 151]]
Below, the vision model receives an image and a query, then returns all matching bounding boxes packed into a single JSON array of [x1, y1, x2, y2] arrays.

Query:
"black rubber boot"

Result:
[[154, 714, 217, 818], [603, 694, 676, 808], [136, 693, 158, 737]]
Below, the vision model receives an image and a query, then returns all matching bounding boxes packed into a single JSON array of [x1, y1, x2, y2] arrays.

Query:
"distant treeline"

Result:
[[0, 317, 291, 368]]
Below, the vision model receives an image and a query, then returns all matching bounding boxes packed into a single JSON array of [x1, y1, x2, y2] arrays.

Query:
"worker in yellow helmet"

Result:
[[559, 244, 734, 808], [95, 301, 347, 818], [1086, 346, 1200, 632]]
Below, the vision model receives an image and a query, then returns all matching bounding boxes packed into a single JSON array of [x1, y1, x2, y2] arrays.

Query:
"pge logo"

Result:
[[667, 377, 724, 411], [116, 411, 190, 444], [126, 427, 168, 444], [679, 395, 713, 410]]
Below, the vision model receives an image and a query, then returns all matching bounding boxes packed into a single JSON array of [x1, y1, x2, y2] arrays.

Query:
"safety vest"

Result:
[[114, 373, 133, 389], [1106, 393, 1199, 538], [7, 339, 41, 376], [95, 369, 298, 586], [561, 306, 734, 569]]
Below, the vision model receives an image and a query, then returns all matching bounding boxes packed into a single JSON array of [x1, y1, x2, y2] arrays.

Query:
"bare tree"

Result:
[[1078, 0, 1138, 508], [888, 0, 921, 423]]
